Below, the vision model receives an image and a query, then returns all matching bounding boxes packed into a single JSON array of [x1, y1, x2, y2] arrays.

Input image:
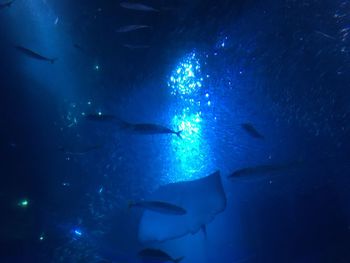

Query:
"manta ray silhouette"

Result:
[[138, 171, 227, 243]]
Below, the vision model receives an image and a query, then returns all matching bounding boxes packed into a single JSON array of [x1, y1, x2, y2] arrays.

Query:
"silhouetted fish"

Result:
[[228, 161, 300, 180], [120, 2, 159, 12], [138, 248, 184, 263], [0, 0, 13, 9], [122, 122, 182, 138], [241, 123, 264, 139], [58, 145, 102, 155], [116, 24, 152, 33], [129, 200, 187, 215], [123, 44, 150, 49], [15, 45, 57, 64]]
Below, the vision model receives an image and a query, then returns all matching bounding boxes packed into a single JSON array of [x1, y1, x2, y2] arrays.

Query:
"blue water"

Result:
[[1, 0, 350, 262]]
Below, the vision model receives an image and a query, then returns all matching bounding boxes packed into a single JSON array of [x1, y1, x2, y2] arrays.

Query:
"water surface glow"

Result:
[[168, 52, 213, 182]]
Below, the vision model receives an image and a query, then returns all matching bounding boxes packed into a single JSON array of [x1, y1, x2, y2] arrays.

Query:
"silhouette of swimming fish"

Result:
[[120, 2, 159, 12], [15, 45, 57, 64], [0, 0, 13, 9], [241, 123, 264, 139], [116, 24, 152, 33]]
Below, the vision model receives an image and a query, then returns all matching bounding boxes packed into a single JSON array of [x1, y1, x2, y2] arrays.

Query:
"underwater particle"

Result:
[[87, 101, 92, 105], [18, 199, 29, 208], [98, 187, 103, 194], [39, 234, 45, 241], [94, 64, 100, 71]]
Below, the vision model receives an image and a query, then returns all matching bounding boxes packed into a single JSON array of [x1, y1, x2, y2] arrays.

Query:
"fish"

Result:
[[58, 145, 102, 155], [85, 113, 118, 122], [0, 0, 13, 9], [123, 44, 150, 49], [14, 45, 57, 64], [241, 123, 264, 139], [138, 248, 184, 263], [116, 24, 152, 33], [121, 122, 182, 138], [120, 2, 159, 12], [129, 200, 187, 215], [228, 161, 300, 180]]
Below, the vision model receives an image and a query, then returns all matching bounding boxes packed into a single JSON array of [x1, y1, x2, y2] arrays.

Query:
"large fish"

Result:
[[0, 0, 13, 9], [138, 248, 184, 263], [86, 113, 182, 137], [129, 200, 187, 215], [241, 123, 264, 139], [15, 45, 57, 64], [120, 2, 159, 12], [122, 122, 182, 138], [116, 24, 152, 33]]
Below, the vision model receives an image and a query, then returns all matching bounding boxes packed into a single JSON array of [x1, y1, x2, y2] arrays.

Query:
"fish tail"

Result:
[[173, 256, 184, 263], [50, 58, 58, 64], [175, 130, 183, 138]]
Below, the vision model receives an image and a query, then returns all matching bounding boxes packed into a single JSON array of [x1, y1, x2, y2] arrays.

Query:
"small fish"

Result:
[[129, 200, 187, 215], [0, 0, 13, 9], [122, 122, 182, 138], [15, 45, 57, 64], [241, 123, 264, 139], [58, 145, 102, 155], [123, 44, 150, 49], [116, 24, 152, 33], [120, 2, 159, 12], [138, 248, 184, 263], [314, 30, 336, 40], [228, 161, 300, 180], [85, 113, 118, 122]]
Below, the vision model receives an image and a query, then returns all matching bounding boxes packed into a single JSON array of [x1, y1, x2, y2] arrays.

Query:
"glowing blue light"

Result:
[[168, 52, 202, 96], [205, 93, 209, 98], [168, 52, 213, 182], [94, 65, 100, 71], [98, 111, 102, 116], [74, 229, 82, 237]]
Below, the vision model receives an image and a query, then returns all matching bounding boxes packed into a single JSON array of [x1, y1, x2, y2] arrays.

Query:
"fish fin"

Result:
[[50, 58, 58, 64], [175, 130, 183, 138], [174, 256, 185, 263]]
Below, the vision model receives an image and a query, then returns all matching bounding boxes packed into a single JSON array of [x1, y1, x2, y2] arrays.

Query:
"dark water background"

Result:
[[1, 0, 350, 262]]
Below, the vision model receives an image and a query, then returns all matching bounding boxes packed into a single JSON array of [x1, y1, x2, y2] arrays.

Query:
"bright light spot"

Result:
[[18, 199, 29, 208], [94, 65, 100, 71], [98, 111, 102, 116], [74, 229, 82, 237], [39, 234, 45, 241], [207, 101, 211, 106], [168, 52, 202, 96], [205, 93, 209, 98], [168, 52, 213, 182], [99, 187, 103, 194], [87, 101, 91, 105]]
